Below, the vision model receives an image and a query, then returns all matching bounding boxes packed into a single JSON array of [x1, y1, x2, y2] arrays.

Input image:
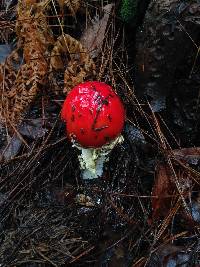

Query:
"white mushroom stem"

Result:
[[73, 135, 124, 179]]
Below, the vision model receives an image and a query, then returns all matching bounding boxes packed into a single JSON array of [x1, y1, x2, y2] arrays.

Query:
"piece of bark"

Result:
[[134, 0, 200, 112]]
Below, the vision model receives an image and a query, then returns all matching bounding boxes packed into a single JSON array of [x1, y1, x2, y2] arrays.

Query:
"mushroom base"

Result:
[[73, 135, 124, 179]]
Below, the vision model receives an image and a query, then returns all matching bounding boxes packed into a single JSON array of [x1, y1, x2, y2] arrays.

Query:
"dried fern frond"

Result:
[[0, 0, 54, 126], [50, 34, 96, 94], [57, 0, 82, 16]]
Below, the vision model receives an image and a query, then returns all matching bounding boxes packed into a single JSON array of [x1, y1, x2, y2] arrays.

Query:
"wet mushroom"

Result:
[[61, 81, 125, 179]]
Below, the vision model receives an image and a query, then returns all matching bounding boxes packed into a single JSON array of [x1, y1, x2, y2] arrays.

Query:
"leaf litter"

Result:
[[0, 0, 200, 266]]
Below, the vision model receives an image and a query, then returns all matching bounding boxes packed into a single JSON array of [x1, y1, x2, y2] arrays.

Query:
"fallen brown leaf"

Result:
[[151, 163, 176, 220], [173, 147, 200, 165], [80, 4, 114, 58]]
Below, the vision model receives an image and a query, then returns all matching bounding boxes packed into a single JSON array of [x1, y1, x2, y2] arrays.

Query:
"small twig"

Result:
[[69, 246, 95, 264]]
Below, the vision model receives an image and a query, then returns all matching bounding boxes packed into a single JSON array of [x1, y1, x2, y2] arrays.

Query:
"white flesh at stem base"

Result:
[[73, 135, 124, 179]]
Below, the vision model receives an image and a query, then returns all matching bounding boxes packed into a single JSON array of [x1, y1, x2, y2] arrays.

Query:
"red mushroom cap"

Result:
[[61, 81, 125, 148]]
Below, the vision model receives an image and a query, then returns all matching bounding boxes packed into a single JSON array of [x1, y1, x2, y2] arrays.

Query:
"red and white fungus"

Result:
[[61, 81, 125, 179]]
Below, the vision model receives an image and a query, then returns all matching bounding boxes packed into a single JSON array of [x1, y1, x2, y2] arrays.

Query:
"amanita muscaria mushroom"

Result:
[[61, 81, 125, 179]]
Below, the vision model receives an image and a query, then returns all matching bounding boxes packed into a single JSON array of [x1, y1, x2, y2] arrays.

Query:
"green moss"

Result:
[[120, 0, 139, 23]]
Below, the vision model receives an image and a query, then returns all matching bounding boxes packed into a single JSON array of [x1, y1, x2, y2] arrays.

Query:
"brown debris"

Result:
[[57, 0, 82, 16], [0, 0, 54, 126], [80, 4, 114, 58]]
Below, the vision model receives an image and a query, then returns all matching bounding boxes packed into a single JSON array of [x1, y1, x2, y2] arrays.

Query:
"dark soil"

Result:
[[0, 0, 200, 266]]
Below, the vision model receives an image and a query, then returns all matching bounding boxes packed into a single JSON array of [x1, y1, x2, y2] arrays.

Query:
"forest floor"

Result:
[[0, 0, 200, 266]]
